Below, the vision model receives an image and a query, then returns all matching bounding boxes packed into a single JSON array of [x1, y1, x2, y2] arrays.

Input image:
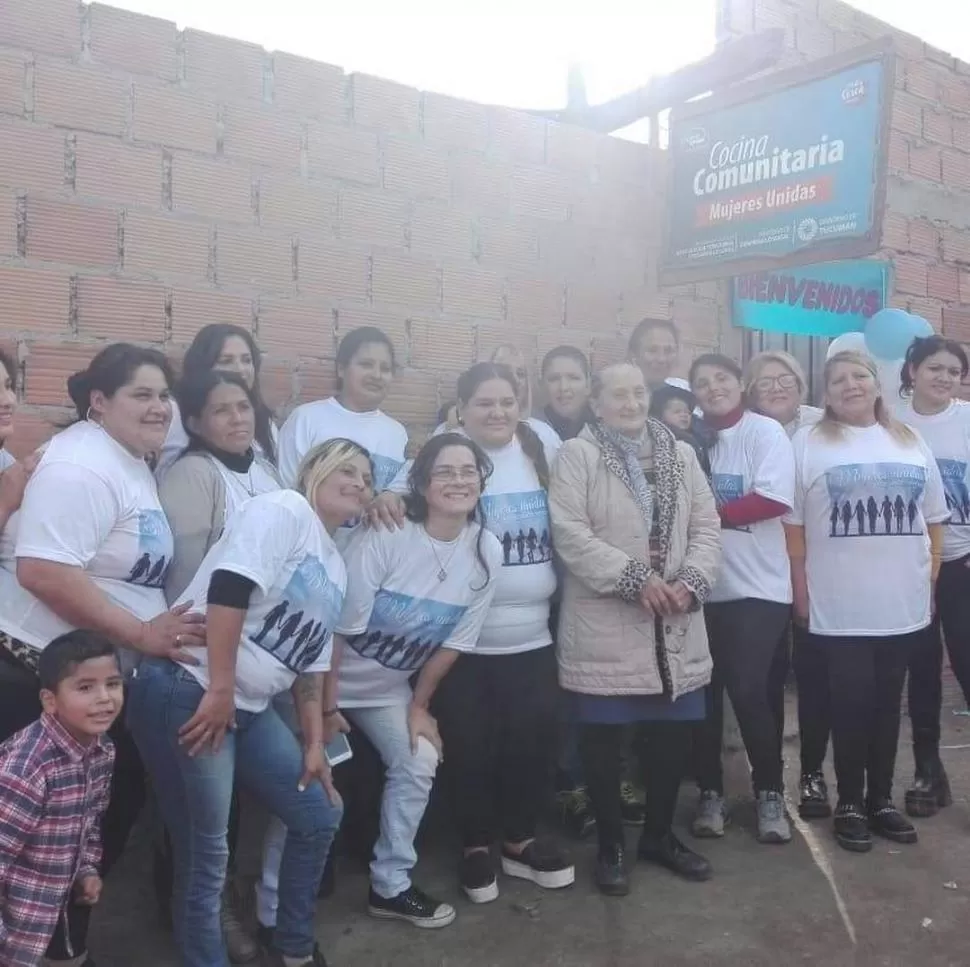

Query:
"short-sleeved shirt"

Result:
[[787, 422, 949, 636], [0, 421, 172, 649], [335, 520, 502, 707], [895, 398, 970, 561], [708, 410, 795, 605], [277, 397, 407, 491], [176, 490, 347, 712], [388, 431, 560, 654]]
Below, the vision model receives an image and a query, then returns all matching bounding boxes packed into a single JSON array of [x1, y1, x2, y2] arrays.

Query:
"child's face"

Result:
[[40, 656, 124, 744], [661, 398, 692, 432]]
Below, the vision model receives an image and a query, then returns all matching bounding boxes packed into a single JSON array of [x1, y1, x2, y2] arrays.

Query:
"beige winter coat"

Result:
[[548, 420, 721, 698]]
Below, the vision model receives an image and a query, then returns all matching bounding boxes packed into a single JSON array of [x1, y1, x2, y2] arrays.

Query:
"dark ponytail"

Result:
[[515, 420, 549, 490]]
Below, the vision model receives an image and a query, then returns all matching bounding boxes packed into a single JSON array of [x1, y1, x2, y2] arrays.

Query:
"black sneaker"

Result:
[[638, 831, 712, 882], [594, 844, 629, 896], [833, 802, 872, 853], [619, 781, 646, 826], [798, 771, 832, 819], [368, 885, 456, 929], [259, 943, 328, 967], [868, 799, 918, 844], [904, 759, 952, 818], [501, 839, 575, 890], [555, 785, 596, 839], [459, 849, 499, 904]]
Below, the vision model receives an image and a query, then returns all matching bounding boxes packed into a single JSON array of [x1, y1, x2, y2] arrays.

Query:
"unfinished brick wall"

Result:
[[0, 0, 725, 457], [719, 0, 970, 348]]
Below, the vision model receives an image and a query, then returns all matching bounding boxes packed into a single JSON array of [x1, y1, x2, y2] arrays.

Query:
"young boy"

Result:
[[0, 630, 123, 967]]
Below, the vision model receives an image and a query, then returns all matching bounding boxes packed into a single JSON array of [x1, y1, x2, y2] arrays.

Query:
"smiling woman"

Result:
[[278, 326, 408, 507], [0, 343, 209, 966], [894, 335, 970, 822]]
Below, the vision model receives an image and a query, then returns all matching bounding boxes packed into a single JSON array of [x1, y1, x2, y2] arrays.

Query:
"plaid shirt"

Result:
[[0, 713, 114, 967]]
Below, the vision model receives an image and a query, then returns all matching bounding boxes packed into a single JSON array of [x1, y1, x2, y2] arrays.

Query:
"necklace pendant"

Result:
[[436, 568, 447, 582]]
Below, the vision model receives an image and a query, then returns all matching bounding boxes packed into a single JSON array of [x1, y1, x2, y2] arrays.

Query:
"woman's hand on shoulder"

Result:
[[365, 491, 406, 531]]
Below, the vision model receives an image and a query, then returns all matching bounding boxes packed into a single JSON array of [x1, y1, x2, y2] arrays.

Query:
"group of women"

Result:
[[0, 312, 966, 966]]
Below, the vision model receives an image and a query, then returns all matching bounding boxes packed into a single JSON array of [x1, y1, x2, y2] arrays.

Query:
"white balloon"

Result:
[[876, 358, 903, 401], [826, 331, 867, 359]]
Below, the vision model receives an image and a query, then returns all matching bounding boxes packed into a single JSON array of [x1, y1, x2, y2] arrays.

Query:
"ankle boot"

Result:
[[905, 742, 952, 818]]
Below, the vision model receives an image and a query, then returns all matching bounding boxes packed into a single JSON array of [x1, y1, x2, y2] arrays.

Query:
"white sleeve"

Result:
[[442, 535, 502, 651], [16, 462, 120, 566], [784, 430, 808, 526], [751, 420, 795, 510], [385, 459, 412, 495], [335, 529, 389, 635], [215, 496, 306, 595], [277, 407, 310, 488], [919, 436, 950, 525]]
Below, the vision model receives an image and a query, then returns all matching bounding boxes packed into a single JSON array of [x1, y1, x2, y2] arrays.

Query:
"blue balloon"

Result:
[[864, 309, 934, 361]]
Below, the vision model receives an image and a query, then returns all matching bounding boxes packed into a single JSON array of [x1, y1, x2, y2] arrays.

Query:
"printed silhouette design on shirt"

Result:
[[250, 554, 342, 671], [482, 491, 554, 566], [127, 509, 171, 588], [347, 589, 466, 673], [936, 458, 970, 525], [370, 455, 405, 493], [711, 473, 751, 533], [825, 462, 928, 538]]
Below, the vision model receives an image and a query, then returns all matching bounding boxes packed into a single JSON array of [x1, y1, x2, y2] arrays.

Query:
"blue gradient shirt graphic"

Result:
[[127, 509, 173, 588], [824, 461, 927, 538], [481, 490, 553, 567]]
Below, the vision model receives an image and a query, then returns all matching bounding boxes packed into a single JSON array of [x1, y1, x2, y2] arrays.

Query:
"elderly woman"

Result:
[[744, 351, 827, 820], [549, 362, 721, 896]]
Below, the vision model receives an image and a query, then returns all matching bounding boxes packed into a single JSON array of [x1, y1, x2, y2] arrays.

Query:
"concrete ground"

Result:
[[90, 679, 970, 967]]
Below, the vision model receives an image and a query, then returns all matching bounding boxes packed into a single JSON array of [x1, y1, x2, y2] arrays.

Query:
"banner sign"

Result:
[[731, 260, 891, 337], [661, 41, 894, 283]]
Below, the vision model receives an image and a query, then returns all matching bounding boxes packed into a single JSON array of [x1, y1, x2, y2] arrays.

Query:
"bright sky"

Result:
[[112, 0, 962, 120]]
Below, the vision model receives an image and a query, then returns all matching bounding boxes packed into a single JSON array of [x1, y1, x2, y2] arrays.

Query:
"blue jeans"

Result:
[[257, 699, 437, 921], [128, 659, 342, 967]]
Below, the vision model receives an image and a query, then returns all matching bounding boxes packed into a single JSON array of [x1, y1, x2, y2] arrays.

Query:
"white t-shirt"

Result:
[[156, 398, 279, 478], [176, 490, 346, 713], [0, 449, 13, 472], [208, 454, 283, 521], [708, 410, 795, 605], [335, 520, 502, 707], [895, 399, 970, 561], [0, 421, 172, 649], [783, 405, 824, 439], [433, 416, 561, 453], [278, 397, 407, 491], [387, 431, 559, 654], [787, 422, 948, 636]]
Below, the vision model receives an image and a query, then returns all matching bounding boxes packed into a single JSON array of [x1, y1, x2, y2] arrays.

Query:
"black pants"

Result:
[[695, 599, 791, 794], [792, 623, 830, 774], [0, 661, 145, 961], [908, 556, 970, 750], [434, 646, 559, 848], [580, 720, 692, 851], [820, 631, 920, 806]]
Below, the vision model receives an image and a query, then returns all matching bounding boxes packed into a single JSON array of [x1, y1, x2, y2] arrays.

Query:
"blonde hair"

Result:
[[490, 343, 533, 416], [815, 351, 916, 445], [296, 438, 374, 506], [744, 350, 808, 406]]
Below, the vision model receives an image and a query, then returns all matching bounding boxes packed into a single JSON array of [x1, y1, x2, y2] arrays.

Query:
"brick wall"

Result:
[[0, 0, 725, 457], [719, 0, 970, 348]]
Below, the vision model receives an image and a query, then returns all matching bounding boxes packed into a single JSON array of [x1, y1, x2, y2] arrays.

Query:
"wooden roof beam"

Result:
[[533, 28, 787, 133]]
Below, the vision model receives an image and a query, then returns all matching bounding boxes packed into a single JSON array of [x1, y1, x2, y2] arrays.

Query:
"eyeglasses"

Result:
[[754, 374, 798, 391], [430, 468, 481, 482]]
